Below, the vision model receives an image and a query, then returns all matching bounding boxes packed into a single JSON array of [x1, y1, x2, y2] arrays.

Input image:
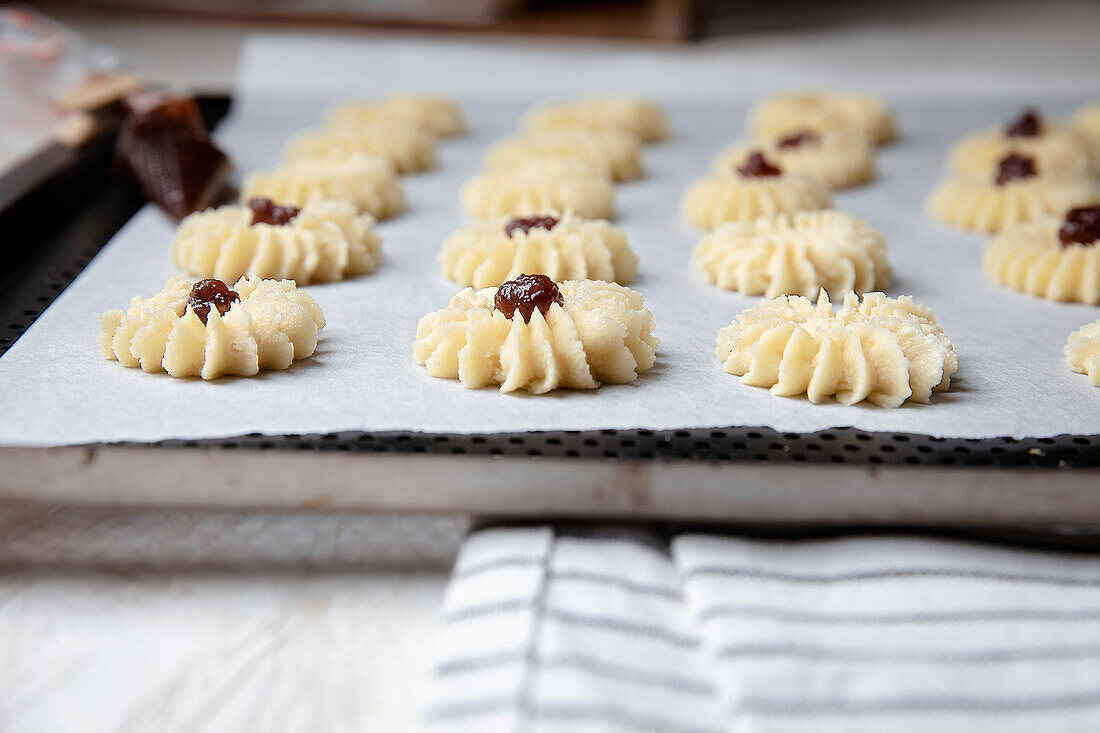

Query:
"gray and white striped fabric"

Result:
[[429, 526, 1100, 732]]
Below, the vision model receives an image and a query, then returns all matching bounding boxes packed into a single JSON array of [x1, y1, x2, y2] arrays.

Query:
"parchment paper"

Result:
[[1, 91, 1098, 447]]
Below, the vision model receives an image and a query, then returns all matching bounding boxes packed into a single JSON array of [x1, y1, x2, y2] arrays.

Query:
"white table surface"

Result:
[[7, 3, 1100, 729]]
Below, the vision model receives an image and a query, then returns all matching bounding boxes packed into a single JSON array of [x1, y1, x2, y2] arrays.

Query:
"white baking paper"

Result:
[[0, 90, 1098, 446]]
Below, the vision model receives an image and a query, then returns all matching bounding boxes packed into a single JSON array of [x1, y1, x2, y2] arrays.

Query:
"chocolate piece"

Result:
[[1059, 205, 1100, 247], [1005, 108, 1043, 138], [737, 151, 782, 178], [994, 153, 1037, 185], [114, 93, 231, 221], [494, 274, 564, 322], [504, 215, 560, 238], [248, 197, 301, 226], [777, 130, 819, 148], [187, 278, 240, 325]]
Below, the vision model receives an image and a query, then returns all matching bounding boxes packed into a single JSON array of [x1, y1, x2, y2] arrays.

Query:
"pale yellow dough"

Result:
[[327, 94, 464, 138], [97, 276, 325, 380], [283, 123, 437, 174], [439, 211, 638, 288], [717, 290, 956, 408], [927, 174, 1099, 233], [172, 200, 381, 285], [947, 123, 1092, 177], [1072, 103, 1100, 167], [983, 217, 1100, 304], [413, 280, 659, 394], [485, 129, 644, 182], [241, 155, 405, 221], [681, 169, 831, 229], [522, 97, 670, 143], [713, 130, 875, 190], [461, 159, 615, 220], [1066, 320, 1100, 387], [693, 211, 890, 298], [750, 92, 897, 145]]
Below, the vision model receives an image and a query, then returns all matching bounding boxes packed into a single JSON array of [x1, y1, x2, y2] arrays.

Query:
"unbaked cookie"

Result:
[[682, 151, 831, 229], [484, 129, 644, 182], [461, 159, 615, 219], [240, 155, 405, 221], [439, 211, 637, 288], [716, 289, 956, 408], [947, 109, 1092, 177], [171, 198, 382, 285], [326, 94, 464, 138], [927, 153, 1099, 233], [1066, 319, 1100, 387], [413, 275, 658, 393], [98, 276, 325, 380], [283, 123, 437, 174], [713, 129, 874, 190], [749, 92, 896, 145], [693, 210, 890, 298], [522, 97, 670, 143], [984, 206, 1100, 304]]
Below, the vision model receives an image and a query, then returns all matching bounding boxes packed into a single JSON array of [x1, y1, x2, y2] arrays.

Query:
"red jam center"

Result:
[[737, 151, 783, 178], [1005, 108, 1043, 138], [1059, 205, 1100, 247], [777, 130, 819, 148], [188, 279, 240, 325], [494, 274, 564, 322], [994, 153, 1037, 185], [504, 215, 560, 238], [249, 197, 301, 226]]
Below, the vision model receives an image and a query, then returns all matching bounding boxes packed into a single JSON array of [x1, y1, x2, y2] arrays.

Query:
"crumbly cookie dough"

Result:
[[98, 276, 325, 380], [413, 276, 659, 393], [1072, 103, 1100, 167], [326, 94, 464, 138], [947, 109, 1092, 177], [522, 97, 670, 143], [983, 208, 1100, 304], [171, 199, 382, 285], [713, 129, 875, 190], [241, 155, 405, 221], [485, 129, 644, 182], [1066, 319, 1100, 387], [716, 289, 957, 408], [693, 210, 890, 298], [682, 152, 831, 229], [749, 92, 897, 145], [461, 159, 615, 220], [439, 211, 638, 288], [283, 123, 437, 174]]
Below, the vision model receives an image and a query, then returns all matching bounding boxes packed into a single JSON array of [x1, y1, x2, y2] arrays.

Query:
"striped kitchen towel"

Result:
[[428, 525, 1100, 732]]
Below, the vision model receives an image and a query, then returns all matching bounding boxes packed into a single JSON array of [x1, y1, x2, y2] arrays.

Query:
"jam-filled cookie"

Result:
[[241, 155, 405, 221], [1066, 319, 1100, 387], [439, 211, 638, 288], [984, 205, 1100, 304], [413, 275, 658, 393], [928, 153, 1099, 233], [947, 108, 1092, 177], [1072, 103, 1100, 167], [98, 276, 325, 380], [713, 129, 874, 190], [682, 151, 831, 229], [485, 129, 644, 182], [283, 123, 437, 174], [693, 210, 890, 298], [717, 289, 957, 408], [750, 91, 896, 145], [461, 159, 615, 220], [522, 97, 670, 143], [171, 198, 382, 285], [326, 94, 464, 138]]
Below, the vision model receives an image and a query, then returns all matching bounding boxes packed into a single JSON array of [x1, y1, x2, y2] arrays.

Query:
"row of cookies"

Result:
[[99, 94, 466, 379]]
